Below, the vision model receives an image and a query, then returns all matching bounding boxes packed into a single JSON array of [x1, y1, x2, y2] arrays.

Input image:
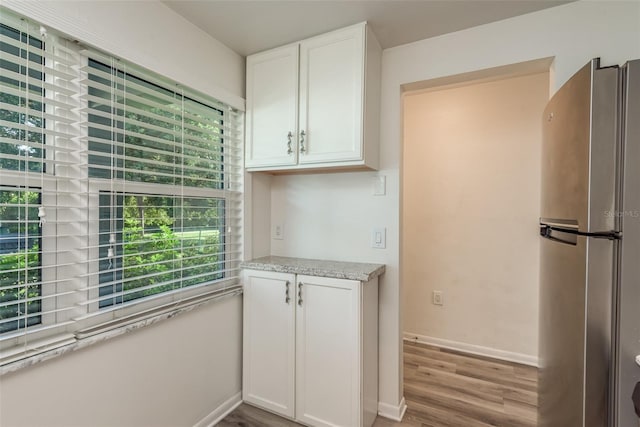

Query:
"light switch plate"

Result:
[[372, 176, 386, 196], [371, 227, 386, 249], [272, 223, 284, 240]]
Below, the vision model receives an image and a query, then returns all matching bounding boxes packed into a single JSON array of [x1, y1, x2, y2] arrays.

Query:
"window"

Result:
[[0, 12, 243, 364], [85, 59, 238, 310]]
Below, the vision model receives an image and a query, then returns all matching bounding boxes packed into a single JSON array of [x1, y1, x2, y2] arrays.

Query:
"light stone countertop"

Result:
[[240, 256, 385, 282]]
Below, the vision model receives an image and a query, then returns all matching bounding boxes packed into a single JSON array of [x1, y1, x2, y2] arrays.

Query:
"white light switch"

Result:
[[371, 227, 386, 249], [372, 176, 386, 196]]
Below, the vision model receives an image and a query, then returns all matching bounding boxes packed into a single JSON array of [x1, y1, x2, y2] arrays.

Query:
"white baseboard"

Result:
[[377, 397, 407, 422], [403, 332, 539, 367], [193, 391, 242, 427]]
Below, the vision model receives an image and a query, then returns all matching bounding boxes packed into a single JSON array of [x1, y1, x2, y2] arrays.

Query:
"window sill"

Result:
[[0, 286, 242, 376]]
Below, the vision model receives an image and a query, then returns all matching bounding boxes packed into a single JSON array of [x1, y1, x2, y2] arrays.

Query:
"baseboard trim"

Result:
[[378, 397, 407, 421], [193, 391, 242, 427], [404, 332, 539, 367]]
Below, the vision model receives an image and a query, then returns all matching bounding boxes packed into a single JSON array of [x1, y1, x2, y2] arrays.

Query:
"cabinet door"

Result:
[[246, 45, 299, 168], [295, 275, 361, 427], [243, 270, 296, 418], [298, 26, 364, 166]]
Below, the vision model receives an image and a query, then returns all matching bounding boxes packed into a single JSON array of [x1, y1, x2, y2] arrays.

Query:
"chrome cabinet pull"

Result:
[[287, 132, 293, 155], [299, 130, 306, 154], [285, 281, 290, 304], [298, 282, 303, 306]]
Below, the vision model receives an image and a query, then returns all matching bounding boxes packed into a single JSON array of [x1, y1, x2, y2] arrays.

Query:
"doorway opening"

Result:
[[399, 59, 551, 425]]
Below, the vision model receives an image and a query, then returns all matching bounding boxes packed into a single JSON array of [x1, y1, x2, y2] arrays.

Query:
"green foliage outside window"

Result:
[[99, 194, 224, 308], [0, 190, 41, 333]]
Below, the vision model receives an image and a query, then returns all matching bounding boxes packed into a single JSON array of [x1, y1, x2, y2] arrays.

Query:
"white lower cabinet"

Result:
[[242, 270, 379, 427], [242, 270, 296, 417]]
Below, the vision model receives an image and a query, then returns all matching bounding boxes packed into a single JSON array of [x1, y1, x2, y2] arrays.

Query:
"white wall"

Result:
[[265, 0, 640, 411], [0, 2, 245, 426], [403, 72, 549, 364], [0, 296, 242, 427]]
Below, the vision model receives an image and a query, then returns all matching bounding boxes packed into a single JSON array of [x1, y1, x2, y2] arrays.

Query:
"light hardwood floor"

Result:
[[218, 341, 538, 427]]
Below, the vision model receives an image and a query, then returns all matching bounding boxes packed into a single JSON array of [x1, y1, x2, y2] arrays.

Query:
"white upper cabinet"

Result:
[[244, 23, 381, 172], [245, 45, 299, 168], [298, 27, 363, 165]]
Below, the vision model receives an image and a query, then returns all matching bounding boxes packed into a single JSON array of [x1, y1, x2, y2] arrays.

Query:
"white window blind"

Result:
[[77, 53, 244, 318], [0, 17, 82, 360], [0, 12, 243, 365]]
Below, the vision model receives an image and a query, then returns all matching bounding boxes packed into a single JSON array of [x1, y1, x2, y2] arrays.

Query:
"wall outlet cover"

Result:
[[432, 291, 444, 306], [272, 223, 284, 240]]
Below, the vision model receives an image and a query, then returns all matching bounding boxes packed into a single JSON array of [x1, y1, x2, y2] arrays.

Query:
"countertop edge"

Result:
[[240, 257, 386, 282]]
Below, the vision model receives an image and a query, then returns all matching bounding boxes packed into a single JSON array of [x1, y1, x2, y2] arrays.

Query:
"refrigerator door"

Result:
[[539, 230, 615, 427], [539, 231, 587, 427], [616, 59, 640, 427], [539, 58, 620, 427], [540, 59, 619, 234]]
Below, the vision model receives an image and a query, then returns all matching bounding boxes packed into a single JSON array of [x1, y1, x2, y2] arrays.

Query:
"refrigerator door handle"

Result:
[[540, 218, 580, 230], [540, 224, 578, 245], [539, 223, 621, 240]]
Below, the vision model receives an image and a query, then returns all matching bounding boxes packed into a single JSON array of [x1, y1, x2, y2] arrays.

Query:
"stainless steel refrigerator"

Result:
[[539, 58, 640, 427]]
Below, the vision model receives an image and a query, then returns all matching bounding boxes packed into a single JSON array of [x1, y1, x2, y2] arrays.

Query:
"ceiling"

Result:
[[164, 0, 570, 57]]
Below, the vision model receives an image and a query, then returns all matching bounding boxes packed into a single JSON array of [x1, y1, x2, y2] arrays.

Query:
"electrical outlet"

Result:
[[432, 290, 444, 306]]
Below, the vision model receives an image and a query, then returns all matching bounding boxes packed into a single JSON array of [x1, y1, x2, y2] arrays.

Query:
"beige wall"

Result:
[[402, 72, 548, 363], [0, 296, 242, 427]]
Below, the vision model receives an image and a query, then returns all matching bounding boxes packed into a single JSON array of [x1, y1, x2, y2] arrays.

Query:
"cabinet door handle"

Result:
[[287, 132, 293, 155], [298, 282, 303, 306], [285, 280, 290, 304], [299, 130, 306, 154]]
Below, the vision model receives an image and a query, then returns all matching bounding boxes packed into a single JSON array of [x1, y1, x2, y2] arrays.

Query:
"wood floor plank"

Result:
[[404, 351, 458, 373], [412, 365, 506, 399], [504, 398, 538, 423], [405, 371, 505, 407], [503, 387, 538, 406], [219, 341, 540, 427], [404, 398, 494, 427], [404, 382, 505, 413], [217, 403, 301, 427], [514, 365, 539, 383]]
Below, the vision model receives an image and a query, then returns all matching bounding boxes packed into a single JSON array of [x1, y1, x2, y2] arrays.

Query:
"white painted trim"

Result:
[[403, 332, 539, 367], [192, 392, 242, 427], [377, 397, 407, 422]]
